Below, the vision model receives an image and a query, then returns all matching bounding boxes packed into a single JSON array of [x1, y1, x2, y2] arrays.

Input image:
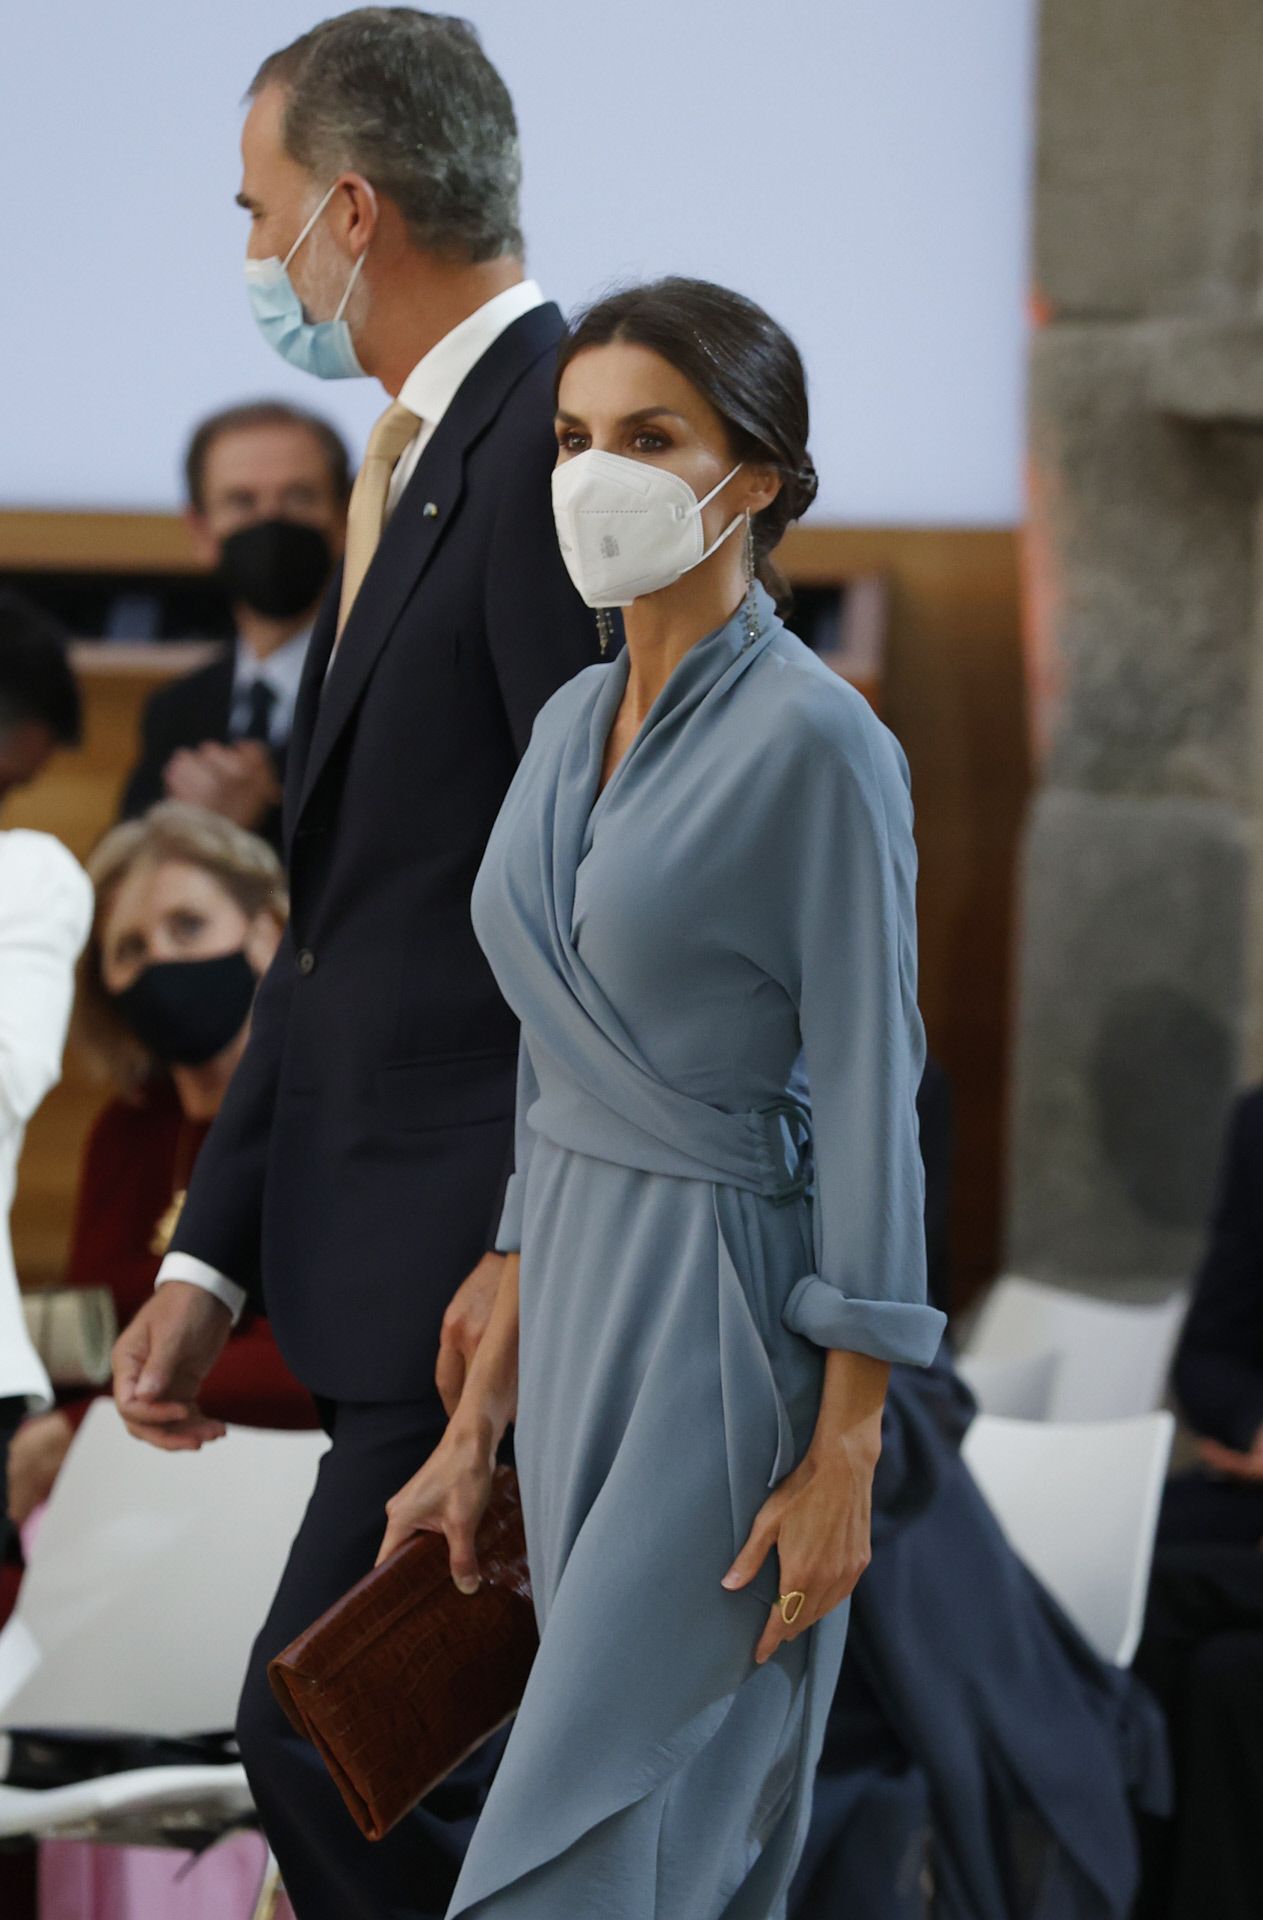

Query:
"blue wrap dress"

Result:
[[453, 582, 946, 1919]]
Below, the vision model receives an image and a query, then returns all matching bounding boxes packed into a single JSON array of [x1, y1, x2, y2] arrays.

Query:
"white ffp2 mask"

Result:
[[551, 450, 744, 608]]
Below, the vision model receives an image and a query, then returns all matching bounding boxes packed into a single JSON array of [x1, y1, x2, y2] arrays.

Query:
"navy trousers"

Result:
[[1133, 1542, 1263, 1920]]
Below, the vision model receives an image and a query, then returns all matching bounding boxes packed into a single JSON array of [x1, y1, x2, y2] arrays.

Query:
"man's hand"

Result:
[[7, 1410, 75, 1525], [164, 741, 281, 830], [1196, 1433, 1263, 1482], [112, 1283, 234, 1451], [436, 1252, 506, 1417]]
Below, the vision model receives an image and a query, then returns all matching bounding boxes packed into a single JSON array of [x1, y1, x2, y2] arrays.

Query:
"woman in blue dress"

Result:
[[382, 277, 947, 1918]]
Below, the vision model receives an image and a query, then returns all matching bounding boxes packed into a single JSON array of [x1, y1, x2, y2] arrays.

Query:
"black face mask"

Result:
[[216, 519, 334, 620], [110, 951, 259, 1067]]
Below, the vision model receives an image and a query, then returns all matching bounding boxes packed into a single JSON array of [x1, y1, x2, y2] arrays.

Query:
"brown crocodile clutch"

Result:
[[267, 1465, 536, 1841]]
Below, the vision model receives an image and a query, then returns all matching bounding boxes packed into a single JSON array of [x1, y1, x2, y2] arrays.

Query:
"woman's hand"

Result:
[[375, 1417, 497, 1592], [7, 1410, 75, 1525], [1196, 1433, 1263, 1482], [380, 1251, 520, 1587], [723, 1343, 889, 1666], [722, 1422, 880, 1664]]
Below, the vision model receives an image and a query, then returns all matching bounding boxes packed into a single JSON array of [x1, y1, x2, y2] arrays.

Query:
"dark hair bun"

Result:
[[790, 456, 819, 521]]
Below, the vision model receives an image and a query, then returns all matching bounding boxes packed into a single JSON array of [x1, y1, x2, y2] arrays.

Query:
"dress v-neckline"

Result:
[[579, 586, 777, 851], [580, 648, 642, 847], [592, 657, 637, 806]]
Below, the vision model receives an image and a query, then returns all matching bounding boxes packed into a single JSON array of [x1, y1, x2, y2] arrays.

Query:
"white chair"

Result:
[[0, 1399, 327, 1850], [962, 1274, 1188, 1422], [961, 1409, 1174, 1666], [0, 1761, 256, 1844], [955, 1347, 1061, 1419]]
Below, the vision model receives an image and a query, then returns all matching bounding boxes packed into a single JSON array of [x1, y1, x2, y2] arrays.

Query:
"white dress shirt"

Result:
[[387, 280, 545, 512], [0, 831, 93, 1407], [229, 624, 313, 748], [158, 279, 548, 1325]]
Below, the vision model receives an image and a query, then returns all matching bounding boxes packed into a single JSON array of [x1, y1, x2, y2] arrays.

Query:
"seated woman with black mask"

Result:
[[6, 803, 316, 1530]]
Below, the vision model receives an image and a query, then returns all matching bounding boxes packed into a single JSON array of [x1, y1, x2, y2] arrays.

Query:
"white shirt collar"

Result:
[[231, 624, 313, 743], [396, 281, 546, 428], [233, 623, 312, 698]]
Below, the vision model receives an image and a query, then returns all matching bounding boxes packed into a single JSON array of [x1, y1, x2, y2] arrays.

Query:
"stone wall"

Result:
[[1006, 0, 1263, 1291]]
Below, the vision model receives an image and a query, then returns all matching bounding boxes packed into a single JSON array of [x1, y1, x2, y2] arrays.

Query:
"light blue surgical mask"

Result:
[[244, 181, 368, 380]]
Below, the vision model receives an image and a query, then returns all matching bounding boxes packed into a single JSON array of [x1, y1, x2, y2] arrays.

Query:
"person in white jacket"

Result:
[[0, 592, 92, 1543]]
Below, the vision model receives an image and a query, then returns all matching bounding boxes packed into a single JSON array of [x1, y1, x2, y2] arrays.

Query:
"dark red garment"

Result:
[[59, 1076, 318, 1432]]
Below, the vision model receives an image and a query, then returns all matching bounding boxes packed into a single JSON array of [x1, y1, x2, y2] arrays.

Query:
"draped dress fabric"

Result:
[[454, 583, 946, 1919]]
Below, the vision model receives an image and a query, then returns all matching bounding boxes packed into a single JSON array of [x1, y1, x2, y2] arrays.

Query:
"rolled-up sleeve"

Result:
[[779, 710, 945, 1368]]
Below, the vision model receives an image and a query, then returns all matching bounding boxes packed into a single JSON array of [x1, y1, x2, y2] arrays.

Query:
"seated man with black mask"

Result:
[[120, 401, 350, 855]]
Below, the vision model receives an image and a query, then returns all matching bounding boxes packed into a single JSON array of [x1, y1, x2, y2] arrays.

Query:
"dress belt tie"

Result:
[[525, 1077, 813, 1204]]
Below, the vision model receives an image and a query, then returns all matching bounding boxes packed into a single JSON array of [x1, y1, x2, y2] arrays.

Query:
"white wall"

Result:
[[4, 0, 1036, 523]]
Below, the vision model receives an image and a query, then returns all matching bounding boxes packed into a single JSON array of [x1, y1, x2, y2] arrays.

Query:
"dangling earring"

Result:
[[596, 607, 614, 658], [742, 514, 759, 649]]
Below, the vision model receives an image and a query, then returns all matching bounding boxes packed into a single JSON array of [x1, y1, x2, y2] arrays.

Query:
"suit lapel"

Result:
[[287, 593, 335, 791], [292, 303, 564, 827]]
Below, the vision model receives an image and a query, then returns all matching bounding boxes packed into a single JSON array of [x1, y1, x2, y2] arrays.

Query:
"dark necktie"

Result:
[[239, 678, 277, 746]]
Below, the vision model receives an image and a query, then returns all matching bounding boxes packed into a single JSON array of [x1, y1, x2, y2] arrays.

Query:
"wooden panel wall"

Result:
[[2, 514, 1028, 1309]]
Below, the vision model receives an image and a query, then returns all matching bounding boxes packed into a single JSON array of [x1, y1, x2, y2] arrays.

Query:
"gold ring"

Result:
[[778, 1590, 806, 1626]]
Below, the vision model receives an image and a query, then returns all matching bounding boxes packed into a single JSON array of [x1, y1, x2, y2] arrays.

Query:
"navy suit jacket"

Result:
[[171, 303, 602, 1408], [1173, 1084, 1263, 1449]]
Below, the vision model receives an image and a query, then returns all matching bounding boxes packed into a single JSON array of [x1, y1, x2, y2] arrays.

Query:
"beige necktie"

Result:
[[335, 398, 422, 639]]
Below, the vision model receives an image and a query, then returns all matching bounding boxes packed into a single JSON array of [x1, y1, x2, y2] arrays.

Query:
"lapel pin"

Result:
[[423, 501, 440, 518]]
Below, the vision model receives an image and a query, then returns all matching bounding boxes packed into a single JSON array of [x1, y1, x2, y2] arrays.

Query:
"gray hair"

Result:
[[250, 9, 523, 264]]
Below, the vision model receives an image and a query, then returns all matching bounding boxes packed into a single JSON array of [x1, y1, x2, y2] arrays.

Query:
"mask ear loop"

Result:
[[686, 464, 747, 575], [284, 179, 371, 322], [694, 463, 743, 514], [283, 180, 342, 270], [332, 249, 368, 322]]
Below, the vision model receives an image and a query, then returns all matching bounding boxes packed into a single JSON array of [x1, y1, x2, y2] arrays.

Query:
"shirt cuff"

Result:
[[493, 1172, 527, 1255], [156, 1253, 248, 1325], [782, 1275, 946, 1367]]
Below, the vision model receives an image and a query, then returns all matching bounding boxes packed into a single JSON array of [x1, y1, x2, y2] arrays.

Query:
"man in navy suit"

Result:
[[121, 401, 351, 857], [110, 14, 601, 1916]]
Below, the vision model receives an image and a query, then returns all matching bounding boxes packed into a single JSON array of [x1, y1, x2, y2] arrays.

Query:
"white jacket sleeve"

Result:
[[0, 831, 93, 1138]]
